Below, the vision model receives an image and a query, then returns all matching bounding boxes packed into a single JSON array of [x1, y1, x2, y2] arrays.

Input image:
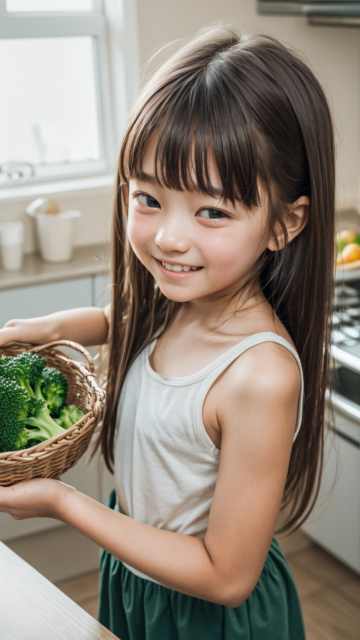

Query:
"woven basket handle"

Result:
[[30, 340, 95, 374]]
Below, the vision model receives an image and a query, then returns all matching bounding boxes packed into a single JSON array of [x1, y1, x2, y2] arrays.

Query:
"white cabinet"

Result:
[[99, 456, 116, 505], [0, 512, 61, 542], [302, 410, 360, 574], [93, 273, 111, 308], [0, 277, 93, 327], [0, 274, 114, 543]]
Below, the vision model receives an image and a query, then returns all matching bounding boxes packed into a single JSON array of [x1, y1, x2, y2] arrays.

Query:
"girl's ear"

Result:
[[267, 196, 309, 251]]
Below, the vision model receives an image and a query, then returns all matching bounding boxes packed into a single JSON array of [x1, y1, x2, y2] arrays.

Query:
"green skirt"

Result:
[[98, 491, 305, 640]]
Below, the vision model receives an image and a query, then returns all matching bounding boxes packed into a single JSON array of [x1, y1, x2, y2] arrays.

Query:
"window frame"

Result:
[[0, 0, 139, 195]]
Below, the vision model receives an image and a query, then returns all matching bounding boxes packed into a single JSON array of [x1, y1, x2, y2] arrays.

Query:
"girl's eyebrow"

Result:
[[136, 172, 158, 185], [135, 172, 225, 199]]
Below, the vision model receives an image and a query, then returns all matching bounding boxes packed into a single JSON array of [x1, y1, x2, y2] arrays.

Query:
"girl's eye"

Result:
[[137, 193, 160, 209], [197, 208, 228, 220]]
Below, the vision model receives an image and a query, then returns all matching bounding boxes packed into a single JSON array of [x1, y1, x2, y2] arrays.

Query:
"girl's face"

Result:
[[126, 140, 270, 305]]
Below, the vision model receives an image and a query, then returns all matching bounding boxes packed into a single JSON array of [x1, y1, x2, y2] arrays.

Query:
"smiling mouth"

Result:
[[158, 260, 202, 273]]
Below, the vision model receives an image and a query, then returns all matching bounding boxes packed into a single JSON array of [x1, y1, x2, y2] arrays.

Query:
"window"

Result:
[[6, 1, 93, 10], [0, 0, 116, 188]]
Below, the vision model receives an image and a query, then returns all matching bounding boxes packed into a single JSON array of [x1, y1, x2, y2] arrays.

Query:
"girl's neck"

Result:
[[175, 283, 269, 336], [152, 283, 287, 380]]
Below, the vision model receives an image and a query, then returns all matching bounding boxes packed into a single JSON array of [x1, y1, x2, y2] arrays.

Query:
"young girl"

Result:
[[0, 26, 335, 640]]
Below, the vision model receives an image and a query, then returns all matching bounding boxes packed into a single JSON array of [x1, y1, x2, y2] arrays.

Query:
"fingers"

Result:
[[0, 326, 22, 347]]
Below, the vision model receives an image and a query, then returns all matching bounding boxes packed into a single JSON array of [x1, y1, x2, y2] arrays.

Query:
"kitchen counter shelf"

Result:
[[0, 243, 110, 292]]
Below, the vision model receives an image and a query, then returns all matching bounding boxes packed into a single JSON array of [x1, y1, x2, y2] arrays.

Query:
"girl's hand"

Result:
[[0, 317, 53, 348], [0, 477, 74, 521]]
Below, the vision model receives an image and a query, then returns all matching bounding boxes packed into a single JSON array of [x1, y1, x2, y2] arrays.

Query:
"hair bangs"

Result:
[[121, 69, 261, 208]]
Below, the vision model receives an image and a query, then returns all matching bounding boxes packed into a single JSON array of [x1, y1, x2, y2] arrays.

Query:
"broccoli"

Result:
[[0, 355, 68, 417], [0, 352, 46, 400], [25, 397, 67, 442], [34, 367, 68, 417], [0, 379, 29, 452], [0, 378, 66, 453], [55, 405, 84, 430]]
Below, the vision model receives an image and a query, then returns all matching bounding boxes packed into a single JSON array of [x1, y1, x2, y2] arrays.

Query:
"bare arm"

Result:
[[0, 305, 110, 347], [0, 342, 300, 607]]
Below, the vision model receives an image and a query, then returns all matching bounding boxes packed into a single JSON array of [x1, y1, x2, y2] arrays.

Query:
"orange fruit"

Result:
[[341, 243, 360, 263]]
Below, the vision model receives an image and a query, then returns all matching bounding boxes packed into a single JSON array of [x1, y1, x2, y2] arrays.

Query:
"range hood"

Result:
[[258, 1, 360, 25]]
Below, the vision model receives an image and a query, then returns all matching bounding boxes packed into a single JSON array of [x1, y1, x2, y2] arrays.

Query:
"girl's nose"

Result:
[[155, 218, 191, 254]]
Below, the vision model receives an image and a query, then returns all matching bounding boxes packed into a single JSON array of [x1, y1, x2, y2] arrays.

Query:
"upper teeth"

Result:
[[161, 261, 198, 272]]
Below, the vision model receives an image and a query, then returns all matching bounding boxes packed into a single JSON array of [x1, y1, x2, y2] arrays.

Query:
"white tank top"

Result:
[[114, 331, 304, 583]]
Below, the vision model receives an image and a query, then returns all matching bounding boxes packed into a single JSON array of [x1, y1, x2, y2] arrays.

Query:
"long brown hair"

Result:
[[94, 26, 335, 536]]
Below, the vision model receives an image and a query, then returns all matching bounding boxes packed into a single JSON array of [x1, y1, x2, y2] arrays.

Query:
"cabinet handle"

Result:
[[331, 345, 360, 374], [327, 389, 360, 422], [332, 428, 360, 449], [326, 389, 360, 447]]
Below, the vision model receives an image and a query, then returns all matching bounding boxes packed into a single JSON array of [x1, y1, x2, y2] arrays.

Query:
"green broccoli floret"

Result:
[[0, 352, 46, 400], [25, 397, 67, 442], [55, 405, 84, 430], [0, 378, 67, 453], [0, 379, 29, 452], [34, 367, 68, 417]]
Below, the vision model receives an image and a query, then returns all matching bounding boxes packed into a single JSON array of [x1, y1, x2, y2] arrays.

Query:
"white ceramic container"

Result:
[[26, 198, 81, 263]]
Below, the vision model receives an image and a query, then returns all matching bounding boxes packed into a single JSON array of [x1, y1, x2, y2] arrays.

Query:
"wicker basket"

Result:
[[0, 340, 105, 486]]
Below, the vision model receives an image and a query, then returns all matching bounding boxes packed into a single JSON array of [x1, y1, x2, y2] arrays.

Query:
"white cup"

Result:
[[0, 222, 24, 271], [34, 210, 81, 263], [26, 198, 81, 263]]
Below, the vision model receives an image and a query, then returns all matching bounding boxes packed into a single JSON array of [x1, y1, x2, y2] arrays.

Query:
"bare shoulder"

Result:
[[217, 339, 301, 421], [243, 339, 299, 391]]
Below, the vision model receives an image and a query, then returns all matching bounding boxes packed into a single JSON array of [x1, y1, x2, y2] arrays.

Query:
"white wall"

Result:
[[1, 0, 359, 254]]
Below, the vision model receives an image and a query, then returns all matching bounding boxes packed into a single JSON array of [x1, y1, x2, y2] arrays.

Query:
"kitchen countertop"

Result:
[[0, 243, 110, 291], [0, 541, 117, 640]]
